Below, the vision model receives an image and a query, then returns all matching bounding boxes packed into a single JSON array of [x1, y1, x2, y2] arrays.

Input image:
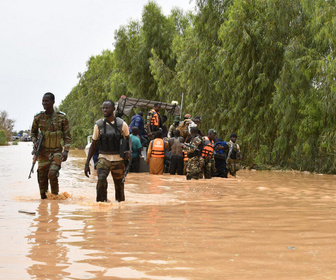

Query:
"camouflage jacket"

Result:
[[183, 135, 203, 155], [31, 111, 72, 151], [228, 140, 241, 161], [228, 140, 240, 153]]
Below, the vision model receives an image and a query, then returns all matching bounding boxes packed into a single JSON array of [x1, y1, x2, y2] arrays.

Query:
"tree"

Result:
[[0, 110, 15, 141], [114, 1, 178, 101], [0, 130, 7, 145], [217, 0, 302, 164], [58, 0, 336, 173], [59, 50, 118, 147]]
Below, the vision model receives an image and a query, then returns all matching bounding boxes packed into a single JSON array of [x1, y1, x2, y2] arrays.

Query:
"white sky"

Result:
[[0, 0, 194, 131]]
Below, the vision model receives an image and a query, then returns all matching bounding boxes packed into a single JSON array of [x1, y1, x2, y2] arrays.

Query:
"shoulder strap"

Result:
[[114, 117, 123, 134], [105, 118, 121, 135]]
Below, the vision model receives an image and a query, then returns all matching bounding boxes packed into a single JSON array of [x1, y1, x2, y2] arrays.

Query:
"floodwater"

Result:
[[0, 142, 335, 280]]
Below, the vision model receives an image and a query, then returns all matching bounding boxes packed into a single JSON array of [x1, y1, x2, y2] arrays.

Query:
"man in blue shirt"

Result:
[[213, 138, 229, 178], [129, 111, 144, 137], [130, 127, 142, 172]]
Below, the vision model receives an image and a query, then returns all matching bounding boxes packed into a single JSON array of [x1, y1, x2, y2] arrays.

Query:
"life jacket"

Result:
[[202, 136, 214, 158], [183, 151, 189, 161], [149, 109, 162, 130], [151, 138, 165, 158], [96, 118, 123, 155]]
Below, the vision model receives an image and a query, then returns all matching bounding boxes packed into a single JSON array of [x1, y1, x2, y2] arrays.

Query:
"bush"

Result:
[[0, 129, 7, 145]]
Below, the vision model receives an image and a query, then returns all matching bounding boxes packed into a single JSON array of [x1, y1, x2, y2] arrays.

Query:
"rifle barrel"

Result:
[[122, 158, 132, 183]]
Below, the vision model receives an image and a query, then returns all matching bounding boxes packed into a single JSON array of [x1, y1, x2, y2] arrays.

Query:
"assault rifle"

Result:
[[122, 156, 132, 183], [183, 142, 200, 151], [28, 134, 44, 179]]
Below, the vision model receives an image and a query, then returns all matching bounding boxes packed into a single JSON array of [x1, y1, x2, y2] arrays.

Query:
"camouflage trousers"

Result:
[[203, 157, 213, 179], [37, 153, 62, 197], [96, 158, 125, 202], [227, 159, 240, 177], [183, 160, 188, 175], [186, 156, 205, 180]]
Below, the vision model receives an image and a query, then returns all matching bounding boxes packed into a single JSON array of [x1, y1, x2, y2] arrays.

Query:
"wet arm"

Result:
[[84, 140, 97, 177]]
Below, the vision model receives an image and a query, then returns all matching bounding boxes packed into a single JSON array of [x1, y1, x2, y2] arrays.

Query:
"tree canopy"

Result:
[[60, 0, 336, 173], [0, 110, 15, 144]]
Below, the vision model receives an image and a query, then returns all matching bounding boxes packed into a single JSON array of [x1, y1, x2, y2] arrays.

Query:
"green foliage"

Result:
[[0, 129, 7, 145], [59, 50, 117, 147], [60, 0, 336, 173], [0, 110, 15, 141], [12, 140, 19, 145]]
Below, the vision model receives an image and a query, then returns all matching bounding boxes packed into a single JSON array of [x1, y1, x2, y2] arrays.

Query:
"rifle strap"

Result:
[[104, 118, 122, 135]]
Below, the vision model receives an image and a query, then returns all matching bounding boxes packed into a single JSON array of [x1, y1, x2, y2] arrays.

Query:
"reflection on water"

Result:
[[1, 142, 336, 279], [26, 201, 70, 279]]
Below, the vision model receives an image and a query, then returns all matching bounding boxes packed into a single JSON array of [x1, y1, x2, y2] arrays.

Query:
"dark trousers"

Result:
[[130, 155, 140, 173], [170, 155, 183, 175], [213, 158, 228, 178]]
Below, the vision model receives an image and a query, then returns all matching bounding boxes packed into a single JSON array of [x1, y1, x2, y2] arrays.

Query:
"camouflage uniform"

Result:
[[31, 111, 71, 197], [168, 123, 180, 138], [203, 155, 215, 178], [96, 158, 125, 202], [183, 135, 205, 180], [227, 141, 241, 177]]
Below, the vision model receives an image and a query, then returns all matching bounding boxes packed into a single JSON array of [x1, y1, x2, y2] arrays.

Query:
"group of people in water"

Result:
[[31, 94, 241, 203], [128, 102, 242, 181]]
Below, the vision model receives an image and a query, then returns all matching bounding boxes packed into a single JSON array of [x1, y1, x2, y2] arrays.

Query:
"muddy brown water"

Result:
[[0, 142, 335, 279]]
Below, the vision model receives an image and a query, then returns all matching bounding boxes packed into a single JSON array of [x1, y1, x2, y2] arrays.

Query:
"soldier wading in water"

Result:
[[183, 126, 205, 180], [31, 92, 72, 199], [84, 100, 132, 202]]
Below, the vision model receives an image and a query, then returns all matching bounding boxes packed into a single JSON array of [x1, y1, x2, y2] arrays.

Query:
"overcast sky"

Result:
[[0, 0, 194, 131]]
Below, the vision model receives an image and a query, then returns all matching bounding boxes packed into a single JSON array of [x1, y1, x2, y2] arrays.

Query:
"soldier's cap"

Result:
[[173, 116, 180, 122], [208, 128, 216, 134], [230, 133, 237, 138]]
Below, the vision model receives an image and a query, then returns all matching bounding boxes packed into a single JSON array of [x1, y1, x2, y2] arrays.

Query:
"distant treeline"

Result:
[[60, 0, 336, 174]]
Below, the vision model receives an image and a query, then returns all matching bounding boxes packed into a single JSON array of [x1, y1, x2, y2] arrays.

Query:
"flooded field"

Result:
[[0, 142, 335, 279]]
